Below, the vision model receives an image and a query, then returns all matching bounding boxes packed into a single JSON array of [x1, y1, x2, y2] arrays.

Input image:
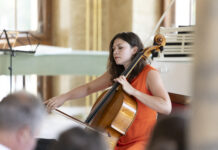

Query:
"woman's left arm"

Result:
[[114, 70, 172, 115]]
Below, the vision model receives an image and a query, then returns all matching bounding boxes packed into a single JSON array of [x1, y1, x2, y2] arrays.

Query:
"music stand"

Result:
[[0, 29, 39, 93]]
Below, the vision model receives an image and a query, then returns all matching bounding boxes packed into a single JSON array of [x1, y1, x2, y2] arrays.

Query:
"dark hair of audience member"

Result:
[[54, 127, 108, 150], [146, 114, 187, 150]]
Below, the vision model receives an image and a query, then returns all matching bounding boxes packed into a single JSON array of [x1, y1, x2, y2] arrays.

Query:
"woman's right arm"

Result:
[[44, 71, 112, 112]]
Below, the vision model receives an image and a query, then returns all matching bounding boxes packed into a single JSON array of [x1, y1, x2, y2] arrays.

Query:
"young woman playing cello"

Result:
[[45, 32, 172, 150]]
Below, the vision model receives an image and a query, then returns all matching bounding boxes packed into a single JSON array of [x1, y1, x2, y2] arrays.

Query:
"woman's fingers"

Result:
[[43, 100, 50, 104], [114, 75, 126, 85], [46, 102, 52, 112], [44, 98, 57, 113]]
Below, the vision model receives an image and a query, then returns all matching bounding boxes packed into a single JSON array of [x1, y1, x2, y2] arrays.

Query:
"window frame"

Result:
[[32, 0, 52, 45], [0, 0, 52, 47]]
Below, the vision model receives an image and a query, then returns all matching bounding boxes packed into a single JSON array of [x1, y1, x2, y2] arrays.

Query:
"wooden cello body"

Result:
[[90, 89, 137, 148]]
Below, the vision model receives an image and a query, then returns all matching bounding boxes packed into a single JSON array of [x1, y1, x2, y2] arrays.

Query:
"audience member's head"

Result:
[[147, 114, 187, 150], [0, 91, 45, 150], [54, 127, 108, 150]]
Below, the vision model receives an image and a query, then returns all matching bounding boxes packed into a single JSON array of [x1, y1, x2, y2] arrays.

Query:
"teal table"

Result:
[[0, 45, 109, 76]]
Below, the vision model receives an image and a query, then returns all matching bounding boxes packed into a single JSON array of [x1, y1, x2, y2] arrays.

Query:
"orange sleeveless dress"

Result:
[[115, 65, 157, 150]]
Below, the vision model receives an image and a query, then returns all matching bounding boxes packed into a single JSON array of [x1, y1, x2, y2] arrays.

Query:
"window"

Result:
[[175, 0, 196, 26], [0, 0, 38, 31], [0, 0, 51, 100]]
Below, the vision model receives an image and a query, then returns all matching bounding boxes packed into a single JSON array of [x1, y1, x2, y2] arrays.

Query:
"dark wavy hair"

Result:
[[107, 32, 147, 82]]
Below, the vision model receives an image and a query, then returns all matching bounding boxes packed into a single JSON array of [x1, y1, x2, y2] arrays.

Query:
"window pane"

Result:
[[176, 0, 191, 26], [0, 0, 38, 31], [191, 0, 196, 25], [0, 0, 15, 30], [17, 0, 38, 31], [175, 0, 196, 27]]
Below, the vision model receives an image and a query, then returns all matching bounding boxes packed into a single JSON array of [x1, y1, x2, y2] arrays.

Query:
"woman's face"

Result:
[[112, 38, 137, 69]]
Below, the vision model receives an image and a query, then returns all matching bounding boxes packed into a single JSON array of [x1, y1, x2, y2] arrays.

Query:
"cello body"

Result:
[[89, 89, 137, 149]]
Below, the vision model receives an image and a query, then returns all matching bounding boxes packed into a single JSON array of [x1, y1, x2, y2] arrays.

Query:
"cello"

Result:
[[55, 34, 166, 149]]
